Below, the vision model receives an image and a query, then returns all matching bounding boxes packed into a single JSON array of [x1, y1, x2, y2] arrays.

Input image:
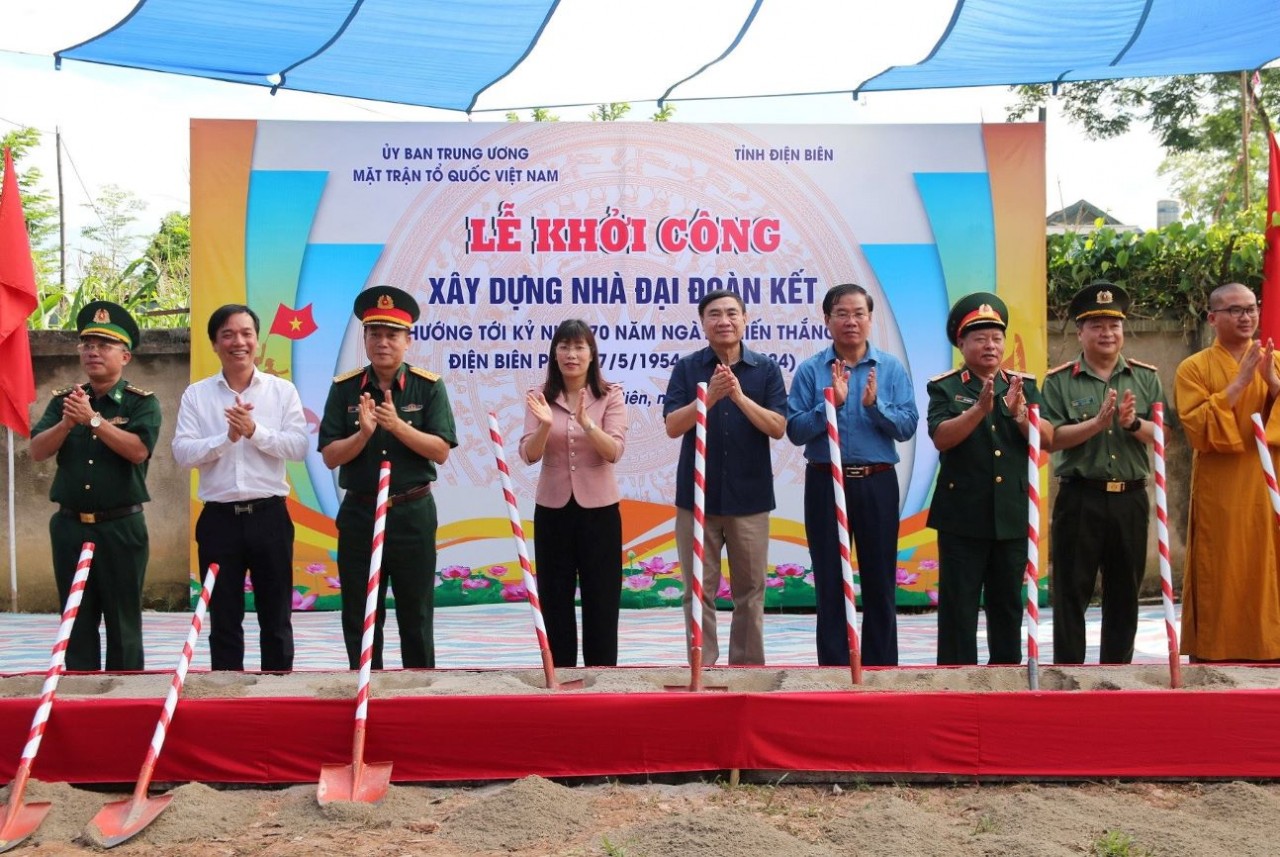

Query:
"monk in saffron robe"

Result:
[[1175, 283, 1280, 661]]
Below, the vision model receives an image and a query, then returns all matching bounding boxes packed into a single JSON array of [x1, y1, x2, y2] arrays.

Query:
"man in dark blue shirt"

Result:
[[787, 283, 919, 666], [664, 289, 787, 665]]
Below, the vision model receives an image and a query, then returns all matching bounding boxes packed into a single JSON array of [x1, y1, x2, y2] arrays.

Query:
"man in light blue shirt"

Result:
[[786, 283, 919, 666]]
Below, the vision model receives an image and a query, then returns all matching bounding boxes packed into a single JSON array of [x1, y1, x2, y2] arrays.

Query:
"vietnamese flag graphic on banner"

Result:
[[0, 147, 37, 438], [268, 302, 318, 340], [1261, 132, 1280, 345]]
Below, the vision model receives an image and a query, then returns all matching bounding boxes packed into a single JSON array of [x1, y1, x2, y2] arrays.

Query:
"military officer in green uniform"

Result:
[[1043, 282, 1170, 664], [926, 293, 1053, 665], [319, 285, 457, 670], [30, 301, 160, 671]]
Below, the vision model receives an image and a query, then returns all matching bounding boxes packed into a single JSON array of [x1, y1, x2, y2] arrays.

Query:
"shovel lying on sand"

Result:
[[0, 543, 96, 853], [318, 461, 394, 804], [88, 563, 220, 848], [486, 412, 582, 691]]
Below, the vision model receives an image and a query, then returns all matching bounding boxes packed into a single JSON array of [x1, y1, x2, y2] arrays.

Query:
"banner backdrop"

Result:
[[189, 120, 1046, 610]]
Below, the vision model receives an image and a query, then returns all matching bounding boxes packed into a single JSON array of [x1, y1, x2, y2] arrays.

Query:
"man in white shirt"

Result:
[[173, 304, 309, 671]]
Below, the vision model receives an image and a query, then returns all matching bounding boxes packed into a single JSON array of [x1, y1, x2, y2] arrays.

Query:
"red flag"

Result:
[[0, 148, 37, 438], [268, 302, 318, 340], [1261, 132, 1280, 345]]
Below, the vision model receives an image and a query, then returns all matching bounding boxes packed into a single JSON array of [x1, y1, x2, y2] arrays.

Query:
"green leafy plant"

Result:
[[1047, 206, 1266, 324], [1092, 830, 1153, 857]]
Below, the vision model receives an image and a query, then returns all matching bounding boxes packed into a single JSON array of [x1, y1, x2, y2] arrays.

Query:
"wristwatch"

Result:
[[1123, 417, 1141, 432], [89, 413, 102, 429]]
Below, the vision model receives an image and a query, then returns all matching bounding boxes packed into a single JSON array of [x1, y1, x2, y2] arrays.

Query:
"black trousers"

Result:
[[533, 498, 622, 667], [1051, 482, 1149, 664], [936, 531, 1025, 665], [337, 493, 437, 670], [803, 466, 901, 667], [51, 511, 148, 671], [196, 498, 295, 671]]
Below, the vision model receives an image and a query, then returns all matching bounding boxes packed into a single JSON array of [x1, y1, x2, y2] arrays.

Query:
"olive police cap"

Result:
[[1070, 281, 1130, 322]]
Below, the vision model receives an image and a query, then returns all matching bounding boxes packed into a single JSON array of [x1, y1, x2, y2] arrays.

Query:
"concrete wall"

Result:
[[0, 321, 1208, 612]]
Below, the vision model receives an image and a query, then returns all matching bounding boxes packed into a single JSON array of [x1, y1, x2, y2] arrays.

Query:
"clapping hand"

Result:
[[225, 394, 256, 441], [61, 387, 94, 427], [526, 390, 552, 427], [830, 360, 850, 407]]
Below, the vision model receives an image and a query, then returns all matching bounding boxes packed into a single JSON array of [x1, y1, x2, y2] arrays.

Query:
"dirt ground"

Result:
[[7, 774, 1280, 856], [4, 664, 1280, 855]]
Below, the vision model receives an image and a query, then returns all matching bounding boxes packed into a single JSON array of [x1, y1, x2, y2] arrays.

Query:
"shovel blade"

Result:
[[317, 761, 393, 805], [0, 801, 51, 853], [88, 793, 174, 849]]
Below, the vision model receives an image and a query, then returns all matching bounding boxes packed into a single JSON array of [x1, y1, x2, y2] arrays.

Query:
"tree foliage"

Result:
[[1, 127, 59, 283], [1046, 208, 1265, 324], [1009, 70, 1280, 221]]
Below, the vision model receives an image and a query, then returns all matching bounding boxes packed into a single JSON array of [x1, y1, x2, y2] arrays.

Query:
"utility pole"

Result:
[[56, 126, 65, 288]]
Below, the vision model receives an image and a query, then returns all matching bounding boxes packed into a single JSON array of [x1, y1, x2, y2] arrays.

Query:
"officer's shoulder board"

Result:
[[928, 368, 960, 383], [1128, 358, 1159, 372], [409, 366, 441, 383], [124, 384, 153, 397], [332, 367, 364, 384], [1007, 369, 1037, 381], [1046, 361, 1075, 377], [49, 385, 77, 397]]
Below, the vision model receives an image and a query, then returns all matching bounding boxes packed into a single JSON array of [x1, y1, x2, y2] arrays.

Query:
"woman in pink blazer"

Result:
[[519, 319, 629, 666]]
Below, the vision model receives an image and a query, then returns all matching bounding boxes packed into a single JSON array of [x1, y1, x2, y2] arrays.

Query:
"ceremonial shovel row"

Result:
[[6, 395, 1259, 850]]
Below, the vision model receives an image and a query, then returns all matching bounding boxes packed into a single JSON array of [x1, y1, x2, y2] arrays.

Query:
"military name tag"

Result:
[[1071, 396, 1096, 408], [347, 405, 360, 413], [954, 394, 977, 405]]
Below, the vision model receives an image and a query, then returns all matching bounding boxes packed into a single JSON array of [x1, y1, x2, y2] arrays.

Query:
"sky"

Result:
[[0, 4, 1180, 270]]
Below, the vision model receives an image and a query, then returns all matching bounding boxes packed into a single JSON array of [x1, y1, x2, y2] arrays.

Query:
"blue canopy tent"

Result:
[[47, 0, 1280, 112]]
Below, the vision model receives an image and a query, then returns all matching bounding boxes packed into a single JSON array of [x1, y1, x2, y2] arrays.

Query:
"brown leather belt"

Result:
[[346, 483, 432, 507], [1059, 477, 1147, 494], [59, 504, 143, 524], [809, 462, 896, 479], [203, 495, 285, 515]]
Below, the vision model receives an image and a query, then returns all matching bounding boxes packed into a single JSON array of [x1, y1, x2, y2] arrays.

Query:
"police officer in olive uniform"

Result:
[[30, 301, 160, 671], [1043, 282, 1170, 664], [319, 286, 457, 670], [926, 293, 1053, 665]]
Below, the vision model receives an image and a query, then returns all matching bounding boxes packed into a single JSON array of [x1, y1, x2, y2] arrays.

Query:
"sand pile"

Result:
[[440, 775, 592, 852], [5, 663, 1279, 700]]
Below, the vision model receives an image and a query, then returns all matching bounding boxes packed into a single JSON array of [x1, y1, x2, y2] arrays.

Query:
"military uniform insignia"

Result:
[[1007, 370, 1037, 380], [109, 416, 129, 425], [93, 308, 111, 324], [399, 403, 423, 412], [954, 394, 977, 404], [124, 384, 153, 397], [1047, 361, 1074, 376], [1129, 358, 1159, 371], [378, 294, 395, 310], [408, 366, 440, 382], [333, 367, 364, 383], [1070, 397, 1096, 408], [50, 385, 77, 397], [928, 368, 960, 383], [1097, 290, 1113, 304], [346, 405, 360, 413]]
